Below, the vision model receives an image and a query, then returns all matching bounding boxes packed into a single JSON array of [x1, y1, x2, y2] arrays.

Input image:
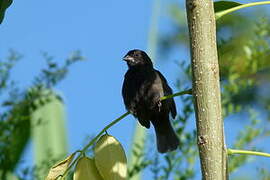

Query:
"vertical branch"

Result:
[[185, 0, 227, 179]]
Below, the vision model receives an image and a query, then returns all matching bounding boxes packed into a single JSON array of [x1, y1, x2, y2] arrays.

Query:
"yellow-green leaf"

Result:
[[46, 153, 75, 180], [74, 156, 103, 180], [94, 134, 127, 180]]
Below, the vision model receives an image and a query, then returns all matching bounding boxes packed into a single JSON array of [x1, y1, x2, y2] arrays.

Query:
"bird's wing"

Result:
[[156, 70, 177, 118], [122, 70, 151, 128], [122, 75, 129, 107]]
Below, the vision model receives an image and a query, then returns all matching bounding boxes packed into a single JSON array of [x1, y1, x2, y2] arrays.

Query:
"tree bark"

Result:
[[185, 0, 227, 179]]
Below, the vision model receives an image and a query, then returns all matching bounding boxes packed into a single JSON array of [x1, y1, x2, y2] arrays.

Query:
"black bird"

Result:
[[122, 49, 179, 153]]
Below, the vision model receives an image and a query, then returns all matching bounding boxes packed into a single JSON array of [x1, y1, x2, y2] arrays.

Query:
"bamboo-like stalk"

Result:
[[31, 90, 68, 178], [186, 0, 227, 179]]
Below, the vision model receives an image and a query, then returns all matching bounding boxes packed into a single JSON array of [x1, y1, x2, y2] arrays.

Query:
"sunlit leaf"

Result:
[[94, 134, 127, 180], [74, 156, 103, 180], [46, 153, 75, 180]]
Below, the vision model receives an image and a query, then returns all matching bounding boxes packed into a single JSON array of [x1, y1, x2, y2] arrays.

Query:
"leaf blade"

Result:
[[0, 0, 12, 24]]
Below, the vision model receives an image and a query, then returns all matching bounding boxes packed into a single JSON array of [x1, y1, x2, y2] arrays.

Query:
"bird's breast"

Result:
[[124, 70, 162, 106]]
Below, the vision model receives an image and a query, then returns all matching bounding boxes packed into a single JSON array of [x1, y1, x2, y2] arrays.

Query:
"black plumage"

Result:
[[122, 49, 179, 153]]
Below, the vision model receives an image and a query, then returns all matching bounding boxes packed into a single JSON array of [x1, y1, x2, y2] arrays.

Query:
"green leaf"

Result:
[[0, 97, 31, 173], [215, 1, 270, 20], [0, 0, 13, 24], [214, 1, 242, 13]]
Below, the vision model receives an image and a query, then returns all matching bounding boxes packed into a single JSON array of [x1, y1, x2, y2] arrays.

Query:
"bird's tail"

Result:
[[152, 115, 179, 153]]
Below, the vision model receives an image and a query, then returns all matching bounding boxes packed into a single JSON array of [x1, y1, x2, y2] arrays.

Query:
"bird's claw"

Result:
[[130, 109, 137, 116], [157, 100, 162, 112]]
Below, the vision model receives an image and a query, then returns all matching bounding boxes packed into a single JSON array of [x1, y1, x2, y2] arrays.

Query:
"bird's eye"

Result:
[[134, 53, 139, 57]]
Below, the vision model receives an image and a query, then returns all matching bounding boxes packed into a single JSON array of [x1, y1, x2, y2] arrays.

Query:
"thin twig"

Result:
[[228, 149, 270, 158]]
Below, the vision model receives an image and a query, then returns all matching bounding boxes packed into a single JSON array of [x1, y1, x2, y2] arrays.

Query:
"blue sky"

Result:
[[1, 0, 270, 179], [0, 0, 155, 150]]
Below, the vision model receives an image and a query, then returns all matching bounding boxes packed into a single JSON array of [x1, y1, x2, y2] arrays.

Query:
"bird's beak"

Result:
[[123, 55, 134, 62]]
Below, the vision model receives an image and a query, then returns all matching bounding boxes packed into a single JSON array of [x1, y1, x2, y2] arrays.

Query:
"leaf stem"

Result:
[[216, 1, 270, 20], [160, 89, 192, 100], [228, 148, 270, 158], [82, 111, 131, 152], [60, 89, 191, 178]]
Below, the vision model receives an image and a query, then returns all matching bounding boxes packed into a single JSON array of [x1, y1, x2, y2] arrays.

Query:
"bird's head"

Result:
[[123, 49, 153, 68]]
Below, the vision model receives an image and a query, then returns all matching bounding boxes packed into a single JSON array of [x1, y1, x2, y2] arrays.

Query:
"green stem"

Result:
[[216, 1, 270, 20], [228, 148, 270, 158], [160, 89, 192, 100], [81, 111, 130, 152], [60, 89, 192, 178]]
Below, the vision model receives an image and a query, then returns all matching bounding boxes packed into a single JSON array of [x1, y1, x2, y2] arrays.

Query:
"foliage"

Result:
[[0, 50, 83, 179], [228, 110, 262, 173], [128, 142, 152, 179]]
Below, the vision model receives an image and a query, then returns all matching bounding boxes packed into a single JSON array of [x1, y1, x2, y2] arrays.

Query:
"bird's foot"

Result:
[[157, 100, 162, 112], [130, 109, 137, 116]]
